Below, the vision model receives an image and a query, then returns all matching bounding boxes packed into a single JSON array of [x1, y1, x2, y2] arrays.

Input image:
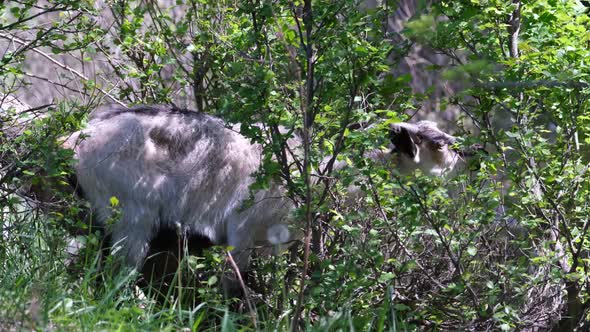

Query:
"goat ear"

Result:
[[389, 124, 417, 158]]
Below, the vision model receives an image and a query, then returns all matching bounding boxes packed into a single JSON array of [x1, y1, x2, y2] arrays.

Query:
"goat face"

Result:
[[389, 121, 465, 176]]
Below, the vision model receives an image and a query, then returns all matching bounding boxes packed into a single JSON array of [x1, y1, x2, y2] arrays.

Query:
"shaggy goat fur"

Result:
[[63, 105, 467, 280]]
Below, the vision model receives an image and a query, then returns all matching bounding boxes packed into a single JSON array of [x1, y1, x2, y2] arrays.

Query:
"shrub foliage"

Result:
[[1, 0, 589, 330]]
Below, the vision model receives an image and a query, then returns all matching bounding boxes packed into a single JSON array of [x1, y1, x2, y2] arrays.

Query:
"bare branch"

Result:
[[508, 0, 521, 58], [226, 251, 258, 329], [0, 32, 127, 107]]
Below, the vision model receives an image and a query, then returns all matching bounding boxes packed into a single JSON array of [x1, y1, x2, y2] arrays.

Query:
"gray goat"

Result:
[[63, 105, 470, 284]]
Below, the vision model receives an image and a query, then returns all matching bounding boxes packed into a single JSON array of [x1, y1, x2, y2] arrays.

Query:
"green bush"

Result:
[[1, 0, 589, 330]]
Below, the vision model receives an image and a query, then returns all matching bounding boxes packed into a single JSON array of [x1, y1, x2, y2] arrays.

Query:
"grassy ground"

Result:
[[0, 211, 402, 331]]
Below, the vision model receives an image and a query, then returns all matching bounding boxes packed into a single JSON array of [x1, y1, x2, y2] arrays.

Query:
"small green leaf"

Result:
[[22, 170, 35, 176], [207, 275, 218, 286], [378, 272, 394, 283]]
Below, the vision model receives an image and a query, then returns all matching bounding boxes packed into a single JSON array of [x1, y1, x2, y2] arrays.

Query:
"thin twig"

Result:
[[226, 251, 258, 329], [292, 0, 315, 330]]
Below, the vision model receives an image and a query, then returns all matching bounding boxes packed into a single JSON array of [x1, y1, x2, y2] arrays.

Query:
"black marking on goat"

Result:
[[390, 126, 417, 158], [90, 104, 208, 122], [148, 227, 215, 258], [149, 126, 202, 160], [140, 227, 215, 301], [65, 172, 87, 200]]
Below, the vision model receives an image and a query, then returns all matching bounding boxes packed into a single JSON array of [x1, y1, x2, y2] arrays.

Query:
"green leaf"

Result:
[[207, 275, 218, 286], [378, 272, 394, 283]]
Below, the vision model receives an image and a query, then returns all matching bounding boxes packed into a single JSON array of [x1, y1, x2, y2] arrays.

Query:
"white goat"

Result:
[[63, 105, 469, 283]]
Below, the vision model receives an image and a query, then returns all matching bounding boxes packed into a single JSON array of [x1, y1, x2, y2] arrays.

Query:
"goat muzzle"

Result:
[[454, 143, 487, 157]]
